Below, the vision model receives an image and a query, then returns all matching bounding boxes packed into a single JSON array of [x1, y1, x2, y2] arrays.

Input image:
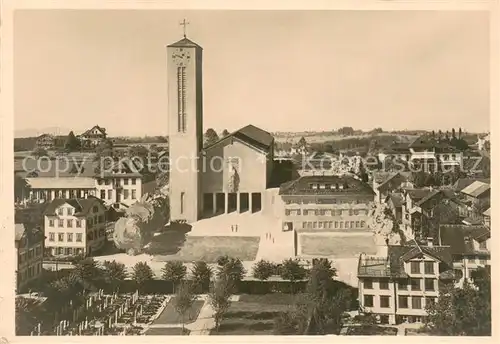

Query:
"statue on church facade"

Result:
[[227, 160, 240, 193]]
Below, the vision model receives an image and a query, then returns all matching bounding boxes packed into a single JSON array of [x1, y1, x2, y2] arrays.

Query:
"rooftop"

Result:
[[460, 181, 490, 198], [358, 241, 453, 278], [26, 177, 96, 189], [167, 37, 202, 49], [439, 224, 490, 255], [44, 197, 104, 217], [279, 175, 375, 196], [453, 178, 490, 191], [204, 124, 274, 152]]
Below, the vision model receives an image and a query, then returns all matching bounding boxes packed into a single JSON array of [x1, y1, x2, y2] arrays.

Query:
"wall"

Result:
[[282, 194, 372, 231], [202, 139, 268, 193]]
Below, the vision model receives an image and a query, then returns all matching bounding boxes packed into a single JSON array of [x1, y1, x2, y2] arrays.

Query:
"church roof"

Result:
[[167, 37, 202, 49], [203, 124, 274, 152]]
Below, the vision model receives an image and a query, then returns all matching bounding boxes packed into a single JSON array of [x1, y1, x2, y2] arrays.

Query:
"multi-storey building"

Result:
[[357, 240, 455, 325], [438, 224, 490, 282], [95, 158, 143, 209], [43, 198, 107, 257], [15, 223, 44, 292], [279, 175, 375, 232]]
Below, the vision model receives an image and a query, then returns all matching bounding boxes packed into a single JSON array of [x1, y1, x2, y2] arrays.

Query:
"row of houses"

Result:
[[358, 171, 491, 325]]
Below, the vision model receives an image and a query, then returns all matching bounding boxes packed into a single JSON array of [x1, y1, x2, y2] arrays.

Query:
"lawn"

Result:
[[145, 327, 190, 335], [143, 224, 192, 256], [300, 234, 377, 257], [210, 293, 294, 335], [152, 298, 205, 325], [153, 236, 260, 263], [346, 325, 398, 336]]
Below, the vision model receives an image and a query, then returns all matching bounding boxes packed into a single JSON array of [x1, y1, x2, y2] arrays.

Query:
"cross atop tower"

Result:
[[180, 19, 190, 38]]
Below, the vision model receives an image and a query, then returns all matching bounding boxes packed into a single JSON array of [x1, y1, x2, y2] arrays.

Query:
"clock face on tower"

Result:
[[171, 48, 191, 66]]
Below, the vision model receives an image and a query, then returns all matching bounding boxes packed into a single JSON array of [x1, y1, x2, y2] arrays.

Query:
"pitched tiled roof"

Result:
[[279, 175, 375, 196], [453, 178, 490, 191], [43, 198, 104, 217], [439, 224, 490, 255], [26, 177, 96, 189], [404, 188, 432, 201], [167, 37, 202, 48], [416, 189, 442, 207], [81, 125, 106, 137], [204, 124, 274, 152], [15, 223, 26, 241], [359, 242, 453, 278], [460, 181, 490, 198], [389, 193, 404, 208]]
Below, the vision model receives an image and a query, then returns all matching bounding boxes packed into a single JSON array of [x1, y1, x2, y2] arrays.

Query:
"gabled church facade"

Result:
[[167, 36, 274, 223]]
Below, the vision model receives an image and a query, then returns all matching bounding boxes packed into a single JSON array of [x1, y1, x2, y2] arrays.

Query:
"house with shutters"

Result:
[[357, 240, 455, 325], [43, 198, 107, 257]]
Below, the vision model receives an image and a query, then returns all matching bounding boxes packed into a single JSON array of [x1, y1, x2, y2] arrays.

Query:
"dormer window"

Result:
[[319, 184, 326, 190], [339, 184, 344, 190]]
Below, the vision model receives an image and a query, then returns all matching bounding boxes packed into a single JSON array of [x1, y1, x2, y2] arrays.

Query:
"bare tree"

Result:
[[173, 281, 197, 333], [208, 276, 233, 332]]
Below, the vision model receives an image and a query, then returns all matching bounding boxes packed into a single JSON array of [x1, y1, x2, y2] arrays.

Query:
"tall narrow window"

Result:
[[180, 192, 185, 214], [177, 66, 187, 132]]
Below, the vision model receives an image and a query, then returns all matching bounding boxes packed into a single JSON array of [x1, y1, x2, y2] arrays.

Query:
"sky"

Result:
[[14, 10, 490, 137]]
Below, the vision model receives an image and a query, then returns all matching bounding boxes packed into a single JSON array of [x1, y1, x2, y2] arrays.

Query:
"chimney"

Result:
[[426, 237, 433, 247]]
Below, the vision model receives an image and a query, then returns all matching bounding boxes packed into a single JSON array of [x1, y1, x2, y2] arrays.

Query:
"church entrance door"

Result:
[[228, 193, 237, 213], [216, 193, 225, 214], [239, 193, 249, 213], [203, 193, 214, 217], [251, 193, 262, 213]]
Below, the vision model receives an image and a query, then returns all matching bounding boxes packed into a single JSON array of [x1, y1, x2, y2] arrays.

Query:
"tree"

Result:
[[191, 261, 212, 294], [221, 129, 230, 137], [94, 139, 115, 174], [14, 175, 30, 203], [252, 259, 275, 281], [410, 171, 428, 188], [425, 269, 491, 336], [302, 259, 348, 335], [280, 258, 307, 294], [161, 260, 187, 293], [451, 128, 456, 139], [204, 128, 219, 147], [173, 281, 197, 332], [102, 260, 127, 293], [274, 260, 351, 335], [64, 131, 81, 152], [297, 136, 307, 148], [131, 262, 154, 293], [72, 257, 102, 295], [16, 296, 42, 335], [32, 147, 49, 158], [208, 276, 233, 332], [217, 257, 245, 288]]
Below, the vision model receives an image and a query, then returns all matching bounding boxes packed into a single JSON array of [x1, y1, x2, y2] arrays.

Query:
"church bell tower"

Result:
[[167, 27, 203, 223]]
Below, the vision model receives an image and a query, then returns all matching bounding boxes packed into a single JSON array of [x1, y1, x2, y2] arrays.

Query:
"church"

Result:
[[167, 35, 275, 223]]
